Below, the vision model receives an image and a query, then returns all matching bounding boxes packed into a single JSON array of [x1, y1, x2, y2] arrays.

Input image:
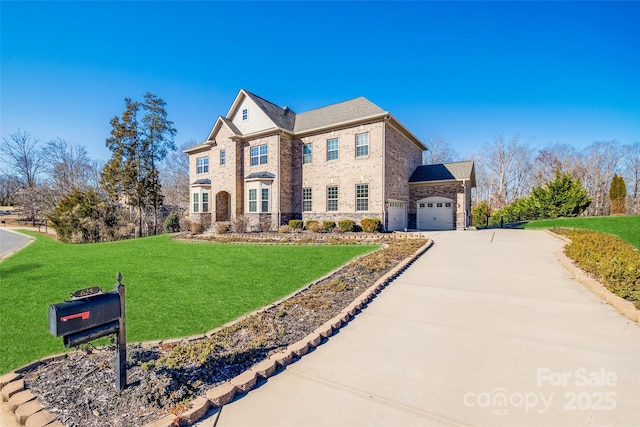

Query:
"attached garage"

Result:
[[408, 161, 476, 230], [387, 200, 407, 231], [416, 196, 454, 230]]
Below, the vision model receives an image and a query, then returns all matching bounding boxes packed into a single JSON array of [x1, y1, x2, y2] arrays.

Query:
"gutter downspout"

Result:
[[277, 133, 281, 228], [382, 117, 387, 231]]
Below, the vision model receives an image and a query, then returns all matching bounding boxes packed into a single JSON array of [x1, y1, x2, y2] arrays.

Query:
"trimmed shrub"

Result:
[[361, 218, 383, 233], [305, 220, 321, 233], [190, 221, 205, 235], [232, 215, 248, 233], [322, 221, 336, 232], [338, 219, 356, 232], [558, 228, 640, 309], [163, 212, 181, 233], [289, 219, 303, 230], [278, 225, 290, 234], [215, 223, 229, 234]]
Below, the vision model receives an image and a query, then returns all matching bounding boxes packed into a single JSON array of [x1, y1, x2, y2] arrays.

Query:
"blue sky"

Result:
[[2, 1, 638, 163]]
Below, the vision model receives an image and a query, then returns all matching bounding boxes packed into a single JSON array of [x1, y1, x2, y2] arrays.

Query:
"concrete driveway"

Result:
[[206, 229, 639, 427]]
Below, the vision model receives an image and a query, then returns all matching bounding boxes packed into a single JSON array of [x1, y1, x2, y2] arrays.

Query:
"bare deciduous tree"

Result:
[[532, 143, 586, 186], [422, 136, 459, 165], [160, 140, 191, 214], [0, 130, 45, 189], [42, 138, 95, 195], [622, 141, 640, 214], [474, 134, 533, 208], [581, 141, 623, 216], [0, 130, 47, 223]]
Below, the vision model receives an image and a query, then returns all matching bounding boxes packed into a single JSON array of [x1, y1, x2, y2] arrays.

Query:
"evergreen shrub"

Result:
[[361, 218, 383, 233], [338, 219, 356, 232], [163, 212, 181, 233], [558, 229, 640, 309]]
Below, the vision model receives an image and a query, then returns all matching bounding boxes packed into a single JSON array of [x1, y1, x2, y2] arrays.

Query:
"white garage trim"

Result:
[[387, 200, 406, 231], [416, 196, 454, 231]]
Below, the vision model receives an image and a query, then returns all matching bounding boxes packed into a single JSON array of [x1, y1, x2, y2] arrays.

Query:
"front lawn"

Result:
[[0, 232, 376, 373], [523, 215, 640, 249]]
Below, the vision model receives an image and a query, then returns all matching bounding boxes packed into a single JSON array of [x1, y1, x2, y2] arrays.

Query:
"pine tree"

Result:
[[100, 94, 176, 237], [609, 174, 627, 215], [530, 171, 591, 218]]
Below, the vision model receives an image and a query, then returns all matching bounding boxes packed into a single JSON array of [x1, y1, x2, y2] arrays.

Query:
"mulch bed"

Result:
[[20, 234, 427, 427]]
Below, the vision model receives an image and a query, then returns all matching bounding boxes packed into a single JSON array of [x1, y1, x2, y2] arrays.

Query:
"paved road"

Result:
[[201, 229, 639, 426], [0, 228, 33, 259]]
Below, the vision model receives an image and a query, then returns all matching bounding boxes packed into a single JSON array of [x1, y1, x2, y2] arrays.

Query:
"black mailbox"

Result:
[[49, 292, 121, 340], [49, 275, 128, 390]]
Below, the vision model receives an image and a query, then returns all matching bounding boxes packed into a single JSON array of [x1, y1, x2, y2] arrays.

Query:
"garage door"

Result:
[[416, 197, 454, 230], [387, 200, 406, 231]]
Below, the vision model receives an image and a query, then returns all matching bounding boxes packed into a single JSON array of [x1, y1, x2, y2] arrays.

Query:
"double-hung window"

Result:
[[247, 182, 271, 213], [251, 144, 268, 166], [196, 157, 209, 174], [303, 143, 312, 164], [261, 188, 269, 212], [202, 193, 209, 212], [327, 186, 338, 211], [355, 133, 369, 157], [193, 193, 199, 213], [303, 188, 312, 211], [220, 150, 226, 165], [356, 184, 369, 211], [248, 189, 257, 213], [327, 138, 339, 161], [242, 108, 248, 121]]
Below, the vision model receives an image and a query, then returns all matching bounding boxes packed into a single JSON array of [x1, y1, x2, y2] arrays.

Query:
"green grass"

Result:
[[0, 232, 377, 374], [523, 216, 640, 249]]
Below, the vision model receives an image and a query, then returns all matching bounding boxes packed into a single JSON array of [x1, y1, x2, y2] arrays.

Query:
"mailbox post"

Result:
[[48, 273, 127, 390], [115, 273, 126, 390]]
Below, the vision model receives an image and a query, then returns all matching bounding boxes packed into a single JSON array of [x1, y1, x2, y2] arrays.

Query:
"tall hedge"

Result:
[[609, 174, 627, 215]]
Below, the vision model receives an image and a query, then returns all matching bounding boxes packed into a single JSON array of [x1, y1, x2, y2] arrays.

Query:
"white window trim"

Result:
[[251, 144, 268, 166], [196, 156, 209, 174], [303, 143, 312, 164], [242, 108, 248, 121], [355, 132, 369, 158], [355, 184, 369, 212], [327, 138, 339, 161], [246, 181, 271, 213], [327, 186, 339, 212]]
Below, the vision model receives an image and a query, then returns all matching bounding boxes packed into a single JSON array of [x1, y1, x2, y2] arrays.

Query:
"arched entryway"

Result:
[[416, 196, 454, 230], [215, 191, 231, 222]]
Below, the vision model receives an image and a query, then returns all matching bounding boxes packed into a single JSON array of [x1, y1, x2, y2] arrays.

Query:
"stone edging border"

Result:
[[0, 238, 433, 427], [546, 230, 639, 324]]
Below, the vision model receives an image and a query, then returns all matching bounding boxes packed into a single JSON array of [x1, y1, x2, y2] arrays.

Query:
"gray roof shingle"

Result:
[[244, 91, 296, 131], [219, 117, 242, 135], [293, 97, 386, 133], [245, 171, 276, 180], [192, 178, 211, 185], [409, 161, 476, 187]]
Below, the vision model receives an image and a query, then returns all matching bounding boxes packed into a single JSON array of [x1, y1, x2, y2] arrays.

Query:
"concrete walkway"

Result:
[[202, 229, 639, 426]]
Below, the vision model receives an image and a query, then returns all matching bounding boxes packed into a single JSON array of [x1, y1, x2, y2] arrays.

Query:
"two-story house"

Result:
[[186, 89, 475, 231]]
